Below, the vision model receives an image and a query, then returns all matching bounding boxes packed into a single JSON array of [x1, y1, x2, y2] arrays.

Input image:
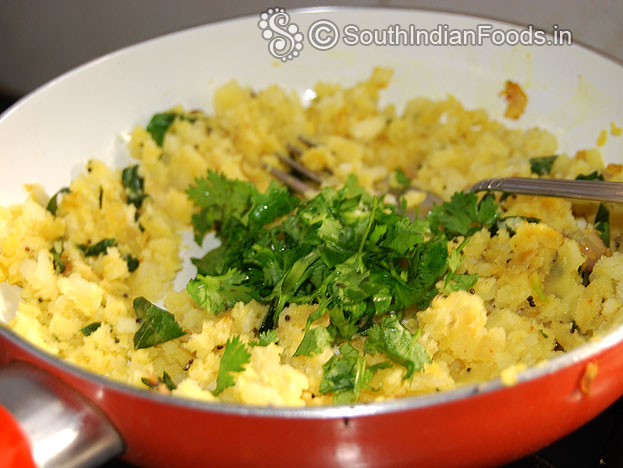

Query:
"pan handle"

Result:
[[0, 403, 37, 468], [0, 362, 124, 468]]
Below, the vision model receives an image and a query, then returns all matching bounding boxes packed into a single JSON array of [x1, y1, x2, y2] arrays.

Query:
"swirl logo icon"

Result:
[[258, 8, 304, 61]]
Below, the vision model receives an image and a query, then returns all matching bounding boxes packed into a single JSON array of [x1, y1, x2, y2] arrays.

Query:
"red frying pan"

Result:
[[2, 324, 622, 468], [1, 7, 622, 468]]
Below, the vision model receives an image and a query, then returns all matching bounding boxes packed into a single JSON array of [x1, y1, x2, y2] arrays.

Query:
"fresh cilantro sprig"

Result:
[[186, 270, 259, 314], [443, 242, 478, 294], [427, 192, 498, 239], [364, 315, 431, 379], [186, 170, 298, 246], [213, 336, 251, 395], [319, 342, 391, 404], [294, 326, 332, 356], [250, 329, 279, 347]]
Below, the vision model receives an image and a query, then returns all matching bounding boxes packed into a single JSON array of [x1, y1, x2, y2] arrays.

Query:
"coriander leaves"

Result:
[[186, 170, 298, 246], [214, 336, 251, 395], [365, 315, 431, 379], [186, 172, 500, 401], [186, 270, 259, 314], [294, 326, 332, 357], [250, 329, 278, 347], [428, 192, 498, 239], [319, 342, 390, 404]]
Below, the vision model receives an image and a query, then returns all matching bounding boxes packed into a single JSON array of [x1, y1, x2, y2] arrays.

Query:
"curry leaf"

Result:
[[78, 238, 117, 257], [46, 187, 70, 215], [141, 372, 177, 391], [81, 322, 101, 336], [133, 297, 186, 349], [529, 155, 557, 175], [124, 254, 140, 273], [161, 371, 177, 391], [122, 165, 147, 210], [594, 203, 610, 246], [50, 239, 66, 274], [146, 112, 177, 146], [575, 171, 604, 181], [141, 377, 158, 389]]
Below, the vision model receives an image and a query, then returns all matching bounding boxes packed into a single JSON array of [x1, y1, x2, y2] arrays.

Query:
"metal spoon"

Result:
[[267, 155, 623, 206], [468, 177, 623, 203]]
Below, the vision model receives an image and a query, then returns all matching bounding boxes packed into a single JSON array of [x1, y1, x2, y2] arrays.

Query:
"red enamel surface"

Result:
[[0, 404, 37, 468], [1, 330, 622, 468]]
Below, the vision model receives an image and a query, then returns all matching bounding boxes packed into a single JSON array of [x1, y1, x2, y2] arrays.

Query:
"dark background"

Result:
[[0, 0, 621, 98]]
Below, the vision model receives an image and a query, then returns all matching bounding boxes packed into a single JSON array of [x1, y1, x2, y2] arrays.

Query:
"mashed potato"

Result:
[[1, 68, 622, 406]]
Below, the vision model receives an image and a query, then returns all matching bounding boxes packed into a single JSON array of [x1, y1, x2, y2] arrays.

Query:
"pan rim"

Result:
[[1, 322, 622, 418], [1, 5, 622, 419], [2, 5, 622, 124]]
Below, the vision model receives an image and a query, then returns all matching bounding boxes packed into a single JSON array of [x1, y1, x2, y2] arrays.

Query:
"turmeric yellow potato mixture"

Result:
[[2, 68, 622, 406]]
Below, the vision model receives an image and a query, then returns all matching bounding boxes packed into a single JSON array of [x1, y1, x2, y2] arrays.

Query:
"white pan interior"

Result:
[[1, 8, 622, 331]]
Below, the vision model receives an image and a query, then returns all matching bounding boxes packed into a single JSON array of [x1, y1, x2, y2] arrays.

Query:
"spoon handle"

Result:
[[469, 177, 623, 203]]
